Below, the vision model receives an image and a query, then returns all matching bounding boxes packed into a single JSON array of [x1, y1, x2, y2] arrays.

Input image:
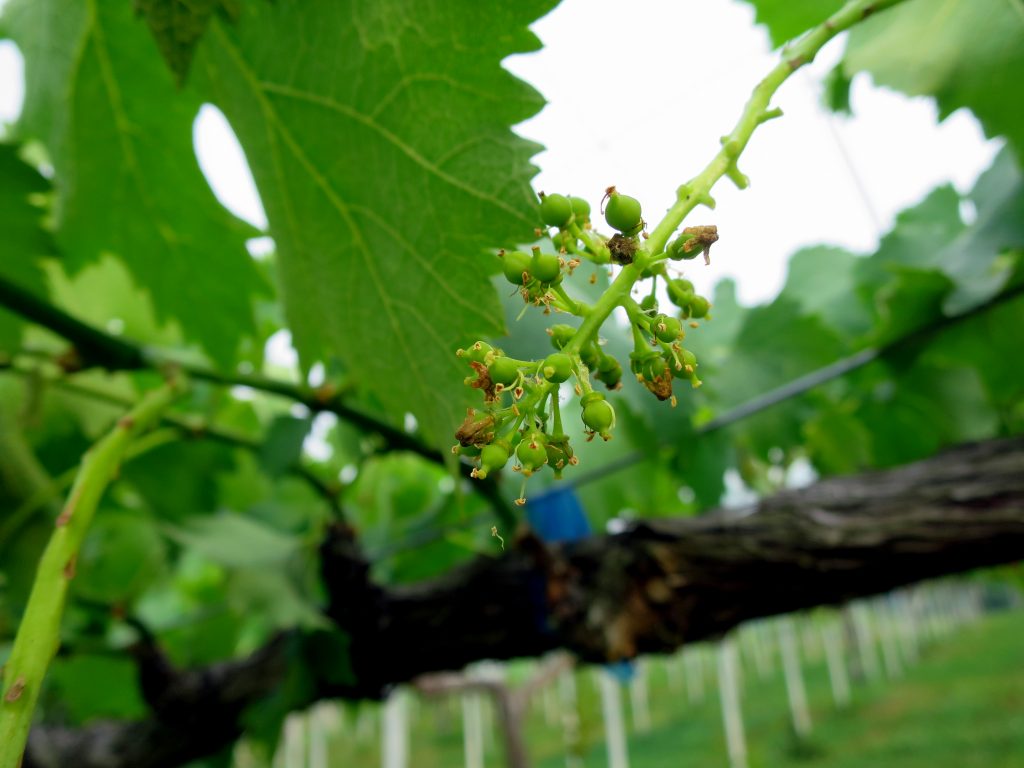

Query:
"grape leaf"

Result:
[[938, 146, 1024, 313], [133, 0, 239, 84], [163, 513, 298, 567], [0, 143, 53, 349], [843, 0, 1024, 156], [192, 0, 555, 443], [3, 0, 263, 364], [257, 414, 312, 478], [778, 245, 872, 338]]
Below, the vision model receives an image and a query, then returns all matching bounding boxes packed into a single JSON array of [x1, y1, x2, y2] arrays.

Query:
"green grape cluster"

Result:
[[454, 186, 717, 503]]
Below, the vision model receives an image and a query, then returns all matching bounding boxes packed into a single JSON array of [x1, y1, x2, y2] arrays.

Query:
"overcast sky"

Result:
[[0, 0, 999, 309]]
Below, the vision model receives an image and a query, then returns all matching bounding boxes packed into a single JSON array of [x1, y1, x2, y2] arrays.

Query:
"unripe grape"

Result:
[[540, 193, 573, 228], [580, 345, 601, 372], [477, 441, 511, 478], [604, 190, 642, 234], [501, 250, 532, 285], [459, 341, 493, 364], [639, 294, 658, 313], [689, 295, 711, 318], [667, 234, 700, 261], [545, 434, 574, 475], [641, 354, 671, 383], [581, 392, 615, 439], [488, 356, 521, 387], [596, 355, 623, 389], [570, 196, 591, 221], [516, 432, 548, 474], [542, 352, 573, 383], [652, 314, 682, 343], [531, 246, 561, 284], [667, 279, 695, 309], [548, 324, 576, 350], [670, 348, 698, 379]]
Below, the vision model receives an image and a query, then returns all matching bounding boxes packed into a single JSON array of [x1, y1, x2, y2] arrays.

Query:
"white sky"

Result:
[[0, 0, 999, 309]]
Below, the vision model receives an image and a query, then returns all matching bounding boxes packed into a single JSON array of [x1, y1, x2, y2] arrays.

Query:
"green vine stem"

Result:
[[566, 0, 907, 356], [0, 377, 184, 767]]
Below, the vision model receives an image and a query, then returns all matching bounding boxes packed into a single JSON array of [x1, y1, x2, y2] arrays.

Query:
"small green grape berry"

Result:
[[667, 279, 696, 309], [652, 314, 683, 343], [501, 250, 532, 285], [459, 341, 493, 364], [548, 324, 576, 350], [555, 230, 577, 252], [488, 356, 521, 387], [689, 295, 711, 319], [639, 355, 674, 401], [542, 352, 573, 383], [670, 348, 698, 379], [570, 196, 591, 221], [580, 345, 601, 372], [531, 246, 562, 284], [639, 294, 658, 313], [477, 441, 511, 479], [629, 350, 658, 376], [540, 193, 573, 228], [604, 190, 643, 234], [545, 433, 574, 476], [581, 393, 615, 439], [667, 234, 700, 261], [516, 432, 548, 474], [595, 355, 623, 390], [642, 354, 671, 382]]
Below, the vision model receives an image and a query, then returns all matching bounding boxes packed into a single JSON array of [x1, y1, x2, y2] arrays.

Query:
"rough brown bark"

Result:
[[24, 436, 1024, 768]]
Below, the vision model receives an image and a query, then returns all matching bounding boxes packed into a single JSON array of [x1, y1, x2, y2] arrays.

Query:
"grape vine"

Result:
[[452, 0, 907, 505]]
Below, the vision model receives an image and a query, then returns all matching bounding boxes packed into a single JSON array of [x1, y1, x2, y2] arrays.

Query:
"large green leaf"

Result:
[[777, 245, 872, 338], [843, 0, 1024, 156], [938, 146, 1024, 313], [3, 0, 263, 364], [192, 0, 555, 443]]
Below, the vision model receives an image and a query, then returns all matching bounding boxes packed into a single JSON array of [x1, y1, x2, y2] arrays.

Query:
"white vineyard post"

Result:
[[819, 620, 851, 709], [308, 704, 332, 768], [629, 660, 652, 734], [685, 647, 705, 703], [462, 692, 484, 768], [717, 636, 749, 768], [666, 651, 684, 694], [382, 689, 408, 768], [598, 670, 630, 768], [852, 603, 882, 683], [874, 600, 904, 680], [559, 668, 583, 768], [778, 617, 813, 739]]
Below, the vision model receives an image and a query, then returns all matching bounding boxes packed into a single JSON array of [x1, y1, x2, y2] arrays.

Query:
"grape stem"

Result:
[[564, 0, 907, 359], [0, 376, 184, 766]]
